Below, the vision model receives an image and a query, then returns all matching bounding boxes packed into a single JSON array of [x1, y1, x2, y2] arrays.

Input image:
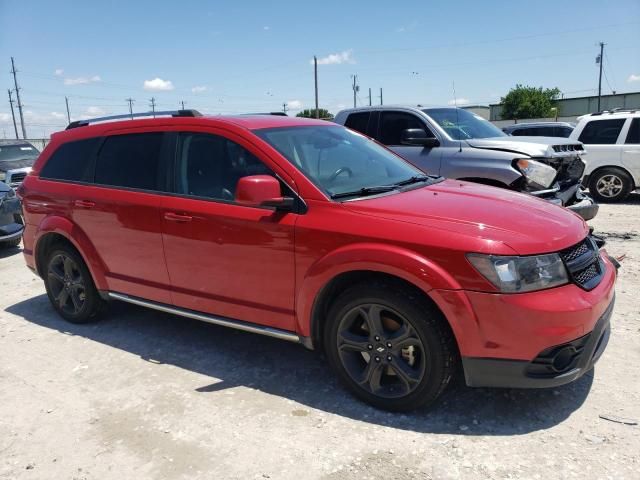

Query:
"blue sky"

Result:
[[1, 0, 639, 137]]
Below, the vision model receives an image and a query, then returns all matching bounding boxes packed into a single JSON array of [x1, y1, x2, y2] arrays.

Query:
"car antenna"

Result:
[[452, 80, 462, 153]]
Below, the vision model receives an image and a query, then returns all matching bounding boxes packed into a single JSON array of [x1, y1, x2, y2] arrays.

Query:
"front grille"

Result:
[[552, 144, 584, 153], [560, 237, 604, 290], [9, 172, 27, 183]]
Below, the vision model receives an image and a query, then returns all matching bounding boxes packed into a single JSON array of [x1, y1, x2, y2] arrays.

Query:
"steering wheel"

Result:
[[328, 167, 353, 183]]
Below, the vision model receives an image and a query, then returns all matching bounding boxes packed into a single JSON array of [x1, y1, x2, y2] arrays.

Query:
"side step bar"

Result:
[[108, 292, 301, 343]]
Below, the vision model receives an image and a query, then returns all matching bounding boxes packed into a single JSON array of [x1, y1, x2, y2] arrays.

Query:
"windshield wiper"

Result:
[[392, 175, 434, 187], [330, 185, 397, 199]]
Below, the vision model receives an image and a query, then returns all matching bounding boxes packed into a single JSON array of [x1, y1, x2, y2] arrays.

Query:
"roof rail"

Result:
[[241, 112, 288, 116], [66, 109, 202, 130], [590, 108, 637, 116]]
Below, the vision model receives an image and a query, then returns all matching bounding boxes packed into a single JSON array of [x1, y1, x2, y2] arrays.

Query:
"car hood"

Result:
[[465, 136, 584, 158], [342, 179, 588, 255], [0, 157, 37, 171]]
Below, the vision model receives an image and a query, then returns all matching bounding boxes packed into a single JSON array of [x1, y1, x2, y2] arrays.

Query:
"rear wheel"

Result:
[[324, 282, 456, 411], [589, 168, 633, 203], [44, 245, 104, 323]]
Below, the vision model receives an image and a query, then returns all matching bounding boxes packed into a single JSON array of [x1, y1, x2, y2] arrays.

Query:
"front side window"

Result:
[[175, 133, 273, 201], [625, 118, 639, 144], [256, 125, 426, 198], [95, 133, 164, 190], [379, 111, 434, 145], [578, 119, 625, 144], [423, 108, 506, 140]]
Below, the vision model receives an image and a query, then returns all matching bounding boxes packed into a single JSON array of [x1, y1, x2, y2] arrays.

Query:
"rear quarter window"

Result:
[[39, 138, 100, 182], [578, 119, 625, 144]]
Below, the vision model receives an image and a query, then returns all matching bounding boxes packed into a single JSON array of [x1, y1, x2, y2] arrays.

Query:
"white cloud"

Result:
[[448, 98, 470, 106], [628, 74, 640, 83], [263, 26, 270, 30], [191, 85, 207, 94], [0, 113, 10, 123], [396, 21, 418, 33], [86, 106, 106, 116], [50, 111, 66, 119], [54, 68, 64, 76], [143, 77, 175, 91], [313, 50, 355, 65], [64, 75, 101, 86], [287, 100, 303, 110]]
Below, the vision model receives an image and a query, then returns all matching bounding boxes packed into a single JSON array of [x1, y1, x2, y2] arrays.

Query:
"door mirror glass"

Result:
[[235, 175, 293, 210], [400, 129, 440, 147]]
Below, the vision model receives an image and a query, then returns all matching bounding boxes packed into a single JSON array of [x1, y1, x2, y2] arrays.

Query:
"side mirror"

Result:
[[400, 129, 440, 148], [235, 175, 294, 211]]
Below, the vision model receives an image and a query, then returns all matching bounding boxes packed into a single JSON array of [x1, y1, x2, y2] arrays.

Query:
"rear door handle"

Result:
[[164, 212, 193, 223], [74, 200, 95, 208]]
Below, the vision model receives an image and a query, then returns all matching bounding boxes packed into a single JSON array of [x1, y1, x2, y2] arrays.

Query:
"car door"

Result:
[[375, 110, 442, 175], [621, 118, 640, 181], [70, 130, 173, 304], [160, 129, 297, 331]]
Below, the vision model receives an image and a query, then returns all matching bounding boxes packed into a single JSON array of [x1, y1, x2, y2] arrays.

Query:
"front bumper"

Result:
[[0, 196, 23, 241], [462, 298, 613, 388], [533, 183, 599, 221]]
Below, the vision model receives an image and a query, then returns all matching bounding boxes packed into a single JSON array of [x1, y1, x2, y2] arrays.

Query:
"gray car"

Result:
[[0, 181, 23, 248], [334, 106, 597, 220]]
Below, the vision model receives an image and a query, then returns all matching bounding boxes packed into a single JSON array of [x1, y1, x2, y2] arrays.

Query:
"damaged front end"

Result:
[[512, 143, 598, 221], [0, 187, 24, 244]]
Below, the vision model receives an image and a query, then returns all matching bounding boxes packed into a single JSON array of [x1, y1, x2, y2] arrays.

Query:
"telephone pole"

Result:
[[351, 75, 358, 108], [180, 100, 186, 110], [10, 57, 27, 139], [282, 102, 288, 114], [65, 97, 71, 123], [7, 89, 19, 139], [378, 88, 383, 105], [314, 55, 319, 118], [149, 97, 156, 117], [126, 98, 135, 119], [596, 42, 605, 112], [368, 88, 372, 106]]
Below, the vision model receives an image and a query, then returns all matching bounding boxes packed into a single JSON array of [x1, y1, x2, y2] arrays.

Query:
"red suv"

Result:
[[18, 111, 616, 411]]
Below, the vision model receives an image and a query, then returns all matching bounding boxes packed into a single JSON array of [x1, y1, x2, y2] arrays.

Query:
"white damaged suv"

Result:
[[571, 109, 640, 202]]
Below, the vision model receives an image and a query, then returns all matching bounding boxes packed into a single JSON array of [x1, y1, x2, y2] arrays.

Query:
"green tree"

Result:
[[296, 108, 334, 120], [500, 85, 561, 120]]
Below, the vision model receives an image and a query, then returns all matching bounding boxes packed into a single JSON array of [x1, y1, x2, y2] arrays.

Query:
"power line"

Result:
[[10, 57, 27, 138]]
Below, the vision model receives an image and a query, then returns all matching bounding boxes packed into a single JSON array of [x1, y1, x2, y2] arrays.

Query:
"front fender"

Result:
[[296, 242, 462, 337], [34, 215, 108, 290]]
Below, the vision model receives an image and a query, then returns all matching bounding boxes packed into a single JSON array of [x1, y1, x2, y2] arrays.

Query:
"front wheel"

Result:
[[589, 168, 634, 203], [324, 283, 456, 411]]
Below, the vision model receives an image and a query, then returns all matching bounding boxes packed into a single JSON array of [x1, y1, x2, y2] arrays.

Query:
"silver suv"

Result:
[[334, 106, 597, 220]]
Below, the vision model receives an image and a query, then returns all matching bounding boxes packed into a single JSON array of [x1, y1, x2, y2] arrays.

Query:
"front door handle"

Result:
[[164, 212, 193, 223], [74, 200, 95, 208]]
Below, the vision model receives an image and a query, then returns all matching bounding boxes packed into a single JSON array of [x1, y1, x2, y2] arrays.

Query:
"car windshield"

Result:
[[423, 108, 506, 140], [256, 125, 429, 199], [0, 144, 40, 162]]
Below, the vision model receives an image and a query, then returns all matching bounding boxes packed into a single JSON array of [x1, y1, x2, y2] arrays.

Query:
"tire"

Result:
[[589, 168, 634, 203], [0, 236, 21, 248], [43, 245, 104, 323], [324, 282, 456, 412]]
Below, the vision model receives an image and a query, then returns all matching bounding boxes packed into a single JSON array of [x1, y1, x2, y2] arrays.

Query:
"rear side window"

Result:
[[511, 128, 532, 136], [40, 138, 99, 182], [578, 119, 625, 144], [344, 112, 371, 135], [95, 133, 164, 190], [556, 126, 573, 138], [625, 119, 639, 144], [379, 111, 433, 145]]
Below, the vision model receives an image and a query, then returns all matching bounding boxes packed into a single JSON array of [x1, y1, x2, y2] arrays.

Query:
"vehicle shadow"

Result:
[[0, 244, 22, 259], [6, 294, 594, 436]]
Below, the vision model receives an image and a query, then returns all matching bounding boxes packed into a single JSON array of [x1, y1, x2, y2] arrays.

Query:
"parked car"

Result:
[[0, 139, 39, 188], [569, 109, 640, 202], [19, 111, 616, 411], [334, 106, 597, 220], [503, 122, 575, 138], [0, 181, 23, 248]]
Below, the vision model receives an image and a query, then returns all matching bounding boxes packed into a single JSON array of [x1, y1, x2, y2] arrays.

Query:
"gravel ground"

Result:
[[1, 194, 639, 480]]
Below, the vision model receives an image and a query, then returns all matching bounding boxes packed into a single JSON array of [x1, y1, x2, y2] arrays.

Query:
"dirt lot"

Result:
[[1, 195, 639, 480]]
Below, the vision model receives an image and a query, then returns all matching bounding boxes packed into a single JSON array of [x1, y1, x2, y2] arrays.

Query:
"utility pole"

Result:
[[10, 57, 27, 139], [596, 42, 605, 112], [314, 55, 319, 118], [180, 100, 186, 110], [378, 88, 383, 105], [65, 96, 71, 123], [149, 97, 156, 117], [126, 98, 135, 119], [368, 88, 372, 106], [282, 102, 288, 114], [7, 89, 19, 139], [351, 75, 358, 108]]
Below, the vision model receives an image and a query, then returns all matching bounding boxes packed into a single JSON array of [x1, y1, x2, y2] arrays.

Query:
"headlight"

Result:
[[0, 171, 6, 181], [467, 253, 568, 293], [515, 159, 557, 189]]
